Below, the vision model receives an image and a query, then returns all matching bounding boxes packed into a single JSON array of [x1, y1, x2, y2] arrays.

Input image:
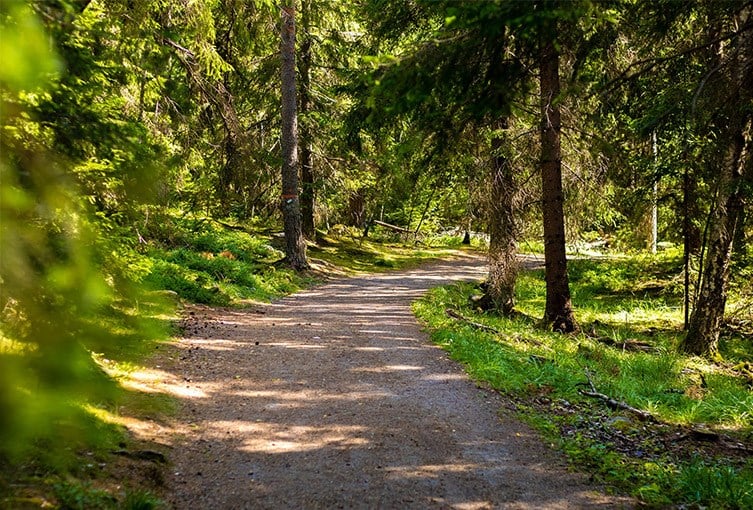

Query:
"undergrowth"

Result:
[[0, 294, 172, 509], [139, 218, 462, 305], [414, 251, 753, 508]]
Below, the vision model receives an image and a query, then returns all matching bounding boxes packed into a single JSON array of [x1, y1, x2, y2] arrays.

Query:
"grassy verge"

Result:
[[0, 295, 175, 510], [139, 217, 468, 306], [414, 250, 753, 508]]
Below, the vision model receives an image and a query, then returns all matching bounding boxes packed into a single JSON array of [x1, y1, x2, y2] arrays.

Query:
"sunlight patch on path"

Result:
[[207, 421, 371, 453], [120, 368, 210, 399]]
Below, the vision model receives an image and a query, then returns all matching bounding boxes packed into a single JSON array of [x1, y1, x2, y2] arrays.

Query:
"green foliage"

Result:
[[0, 1, 60, 88], [414, 252, 753, 506], [1, 0, 109, 465], [669, 459, 753, 509], [52, 482, 164, 510], [0, 7, 170, 510], [54, 482, 116, 510], [121, 489, 165, 510], [2, 0, 751, 505], [139, 219, 306, 304]]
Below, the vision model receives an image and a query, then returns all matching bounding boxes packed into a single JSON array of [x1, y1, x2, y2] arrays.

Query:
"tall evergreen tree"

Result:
[[680, 4, 753, 356], [540, 25, 578, 332], [280, 3, 308, 269], [299, 0, 316, 239]]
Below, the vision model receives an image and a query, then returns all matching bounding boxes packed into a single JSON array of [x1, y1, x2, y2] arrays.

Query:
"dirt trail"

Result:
[[146, 253, 632, 509]]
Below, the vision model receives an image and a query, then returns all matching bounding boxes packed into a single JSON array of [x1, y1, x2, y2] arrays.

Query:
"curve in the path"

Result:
[[162, 254, 631, 509]]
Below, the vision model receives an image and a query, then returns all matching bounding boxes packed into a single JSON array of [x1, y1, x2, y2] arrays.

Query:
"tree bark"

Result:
[[280, 3, 308, 270], [486, 118, 518, 316], [681, 139, 747, 356], [540, 35, 577, 333], [299, 0, 315, 239], [680, 6, 753, 357], [348, 188, 366, 228]]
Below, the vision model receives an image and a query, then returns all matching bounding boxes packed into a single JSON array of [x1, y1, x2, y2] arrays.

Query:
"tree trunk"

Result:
[[680, 6, 752, 357], [280, 3, 308, 270], [681, 143, 746, 356], [299, 0, 315, 239], [486, 118, 518, 316], [348, 189, 366, 228], [540, 35, 577, 333]]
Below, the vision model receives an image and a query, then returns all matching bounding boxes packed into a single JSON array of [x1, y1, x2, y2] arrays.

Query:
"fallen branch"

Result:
[[592, 336, 657, 353], [445, 309, 547, 348], [445, 309, 500, 334], [372, 220, 411, 234], [672, 427, 753, 453], [578, 369, 656, 422]]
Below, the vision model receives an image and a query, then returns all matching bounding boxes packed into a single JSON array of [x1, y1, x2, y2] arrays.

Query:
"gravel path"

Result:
[[154, 254, 632, 509]]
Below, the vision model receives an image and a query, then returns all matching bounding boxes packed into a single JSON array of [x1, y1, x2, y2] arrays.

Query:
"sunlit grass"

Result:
[[311, 232, 464, 275], [141, 220, 473, 306]]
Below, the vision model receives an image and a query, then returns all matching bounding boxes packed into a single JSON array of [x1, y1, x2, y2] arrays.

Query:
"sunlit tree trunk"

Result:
[[486, 118, 518, 316], [680, 6, 752, 357], [299, 0, 315, 239], [280, 3, 308, 270], [540, 34, 577, 332]]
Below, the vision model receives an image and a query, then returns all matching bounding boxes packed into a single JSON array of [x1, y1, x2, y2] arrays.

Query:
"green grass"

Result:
[[311, 231, 462, 274], [139, 220, 465, 306], [414, 250, 753, 507], [51, 481, 164, 510]]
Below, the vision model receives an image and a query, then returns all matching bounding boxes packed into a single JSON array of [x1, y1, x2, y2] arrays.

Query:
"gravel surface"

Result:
[[152, 254, 633, 509]]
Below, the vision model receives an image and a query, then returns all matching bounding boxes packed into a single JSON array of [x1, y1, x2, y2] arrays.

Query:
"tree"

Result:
[[680, 4, 753, 357], [356, 1, 529, 315], [487, 118, 519, 315], [299, 0, 316, 239], [597, 0, 752, 356], [280, 3, 309, 269], [540, 28, 578, 332]]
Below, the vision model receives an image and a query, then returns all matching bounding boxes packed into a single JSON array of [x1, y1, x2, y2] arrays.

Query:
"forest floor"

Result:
[[131, 253, 635, 509]]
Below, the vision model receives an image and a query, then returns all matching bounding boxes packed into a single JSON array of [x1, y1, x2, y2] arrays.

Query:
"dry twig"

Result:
[[445, 309, 500, 334], [578, 369, 656, 422]]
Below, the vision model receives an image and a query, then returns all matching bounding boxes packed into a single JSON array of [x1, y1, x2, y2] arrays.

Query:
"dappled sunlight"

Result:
[[384, 462, 484, 478], [120, 367, 210, 399], [150, 255, 631, 508], [448, 501, 501, 510], [267, 341, 327, 349], [207, 421, 371, 453], [350, 364, 424, 373], [229, 388, 396, 402], [422, 373, 467, 382], [84, 404, 176, 443], [380, 274, 456, 282], [180, 338, 243, 351]]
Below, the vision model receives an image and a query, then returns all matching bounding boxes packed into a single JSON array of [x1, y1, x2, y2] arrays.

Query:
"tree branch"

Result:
[[445, 309, 500, 334], [578, 369, 656, 422], [600, 21, 753, 95]]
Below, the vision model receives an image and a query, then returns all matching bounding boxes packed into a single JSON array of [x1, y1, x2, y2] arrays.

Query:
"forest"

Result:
[[1, 0, 752, 508]]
